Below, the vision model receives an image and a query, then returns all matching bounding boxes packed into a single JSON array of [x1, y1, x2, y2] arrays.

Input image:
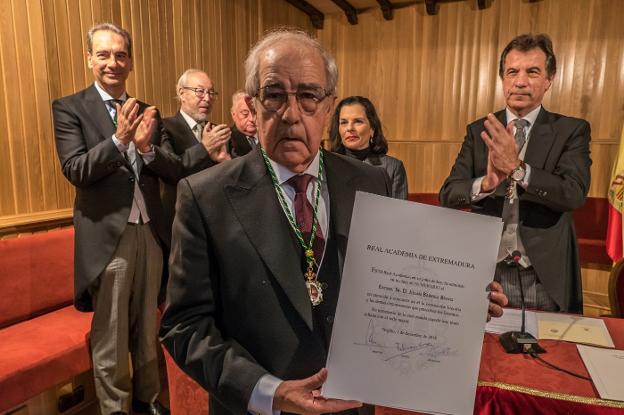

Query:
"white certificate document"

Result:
[[322, 192, 503, 415], [578, 345, 624, 401]]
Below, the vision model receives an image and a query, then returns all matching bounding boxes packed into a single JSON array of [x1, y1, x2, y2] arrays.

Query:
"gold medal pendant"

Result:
[[306, 279, 323, 306], [304, 265, 323, 306]]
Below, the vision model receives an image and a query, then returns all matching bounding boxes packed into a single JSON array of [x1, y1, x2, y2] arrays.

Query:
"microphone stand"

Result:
[[499, 251, 545, 354]]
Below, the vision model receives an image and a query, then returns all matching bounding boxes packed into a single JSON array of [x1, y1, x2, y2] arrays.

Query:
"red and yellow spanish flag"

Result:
[[607, 126, 624, 262]]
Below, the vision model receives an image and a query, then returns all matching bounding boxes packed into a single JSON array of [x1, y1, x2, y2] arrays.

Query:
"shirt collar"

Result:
[[93, 81, 127, 103], [180, 110, 204, 131], [506, 105, 541, 128], [268, 150, 322, 186]]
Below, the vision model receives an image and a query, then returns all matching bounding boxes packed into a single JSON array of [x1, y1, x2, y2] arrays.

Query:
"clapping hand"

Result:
[[202, 123, 232, 162]]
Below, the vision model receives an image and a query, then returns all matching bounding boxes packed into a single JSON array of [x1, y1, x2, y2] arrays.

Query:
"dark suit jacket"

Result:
[[228, 125, 254, 158], [161, 111, 216, 231], [52, 85, 186, 311], [439, 107, 591, 312], [160, 149, 391, 415]]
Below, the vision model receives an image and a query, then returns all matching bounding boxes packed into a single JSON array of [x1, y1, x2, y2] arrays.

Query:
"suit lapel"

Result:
[[81, 85, 134, 171], [225, 151, 314, 330], [173, 111, 200, 150], [81, 85, 116, 142], [233, 126, 253, 154], [523, 108, 556, 170]]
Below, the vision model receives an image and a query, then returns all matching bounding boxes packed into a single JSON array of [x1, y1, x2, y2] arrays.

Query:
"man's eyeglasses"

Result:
[[256, 86, 330, 115], [182, 87, 219, 99]]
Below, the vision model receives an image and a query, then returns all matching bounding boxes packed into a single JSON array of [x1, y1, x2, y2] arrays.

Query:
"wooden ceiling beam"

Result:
[[425, 0, 438, 15], [330, 0, 359, 25], [284, 0, 325, 29], [376, 0, 394, 20]]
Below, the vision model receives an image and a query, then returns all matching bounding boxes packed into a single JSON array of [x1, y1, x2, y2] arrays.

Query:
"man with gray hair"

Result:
[[161, 69, 232, 229], [228, 90, 258, 158], [53, 22, 173, 415], [161, 29, 508, 415]]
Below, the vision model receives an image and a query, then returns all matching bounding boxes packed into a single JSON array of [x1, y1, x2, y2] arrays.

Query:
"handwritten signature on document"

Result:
[[353, 319, 456, 373]]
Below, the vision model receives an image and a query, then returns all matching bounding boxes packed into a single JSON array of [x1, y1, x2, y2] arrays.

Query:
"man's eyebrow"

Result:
[[260, 81, 284, 88], [297, 82, 323, 89]]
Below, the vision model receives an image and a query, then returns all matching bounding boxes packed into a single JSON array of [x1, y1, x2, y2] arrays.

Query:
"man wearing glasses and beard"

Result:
[[161, 69, 232, 230]]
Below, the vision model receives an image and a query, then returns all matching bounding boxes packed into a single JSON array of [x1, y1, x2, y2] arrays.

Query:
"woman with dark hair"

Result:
[[328, 96, 408, 199]]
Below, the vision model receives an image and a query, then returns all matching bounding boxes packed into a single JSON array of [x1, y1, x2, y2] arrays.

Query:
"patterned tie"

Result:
[[194, 122, 205, 141], [106, 99, 124, 127], [513, 118, 530, 151], [286, 174, 325, 265], [247, 136, 258, 148]]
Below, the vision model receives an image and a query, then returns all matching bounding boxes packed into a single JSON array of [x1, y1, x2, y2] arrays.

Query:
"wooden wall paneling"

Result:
[[152, 0, 165, 111], [231, 0, 259, 97], [0, 31, 14, 214], [27, 0, 59, 212], [96, 0, 113, 23], [15, 0, 42, 214], [144, 0, 160, 107], [41, 0, 73, 210], [173, 0, 191, 87], [194, 0, 205, 68], [1, 0, 30, 216], [144, 0, 158, 105], [77, 2, 93, 105], [0, 1, 16, 215], [41, 1, 62, 101], [66, 0, 88, 93], [160, 0, 176, 117], [258, 0, 314, 35], [217, 0, 237, 122], [205, 0, 228, 123], [388, 142, 463, 194], [169, 0, 185, 116], [582, 265, 612, 316], [128, 0, 145, 100], [387, 140, 617, 197], [6, 0, 619, 236], [589, 142, 618, 198], [51, 1, 75, 98], [1, 0, 317, 230], [318, 0, 624, 198]]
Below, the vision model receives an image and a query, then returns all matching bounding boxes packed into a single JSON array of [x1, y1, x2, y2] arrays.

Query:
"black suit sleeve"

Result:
[[160, 124, 216, 179], [145, 110, 194, 184], [524, 120, 591, 212], [160, 179, 267, 414], [53, 98, 126, 188]]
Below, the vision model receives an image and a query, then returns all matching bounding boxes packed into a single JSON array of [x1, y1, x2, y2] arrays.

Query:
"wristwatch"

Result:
[[510, 161, 526, 182]]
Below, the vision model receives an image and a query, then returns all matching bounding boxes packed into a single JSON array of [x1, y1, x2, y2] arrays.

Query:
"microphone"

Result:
[[499, 251, 545, 354]]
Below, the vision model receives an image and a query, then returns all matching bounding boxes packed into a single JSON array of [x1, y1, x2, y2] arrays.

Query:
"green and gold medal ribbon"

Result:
[[261, 148, 325, 305]]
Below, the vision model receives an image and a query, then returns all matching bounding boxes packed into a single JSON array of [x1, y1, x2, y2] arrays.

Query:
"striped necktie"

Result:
[[513, 118, 530, 151], [106, 99, 124, 127]]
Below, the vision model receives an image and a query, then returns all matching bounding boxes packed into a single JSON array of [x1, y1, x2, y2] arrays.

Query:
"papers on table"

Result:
[[537, 313, 614, 348], [486, 309, 614, 348], [485, 308, 537, 337], [322, 192, 503, 415], [578, 345, 624, 401]]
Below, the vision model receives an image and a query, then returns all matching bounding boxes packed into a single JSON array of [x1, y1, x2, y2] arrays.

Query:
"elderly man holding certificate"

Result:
[[160, 29, 507, 415]]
